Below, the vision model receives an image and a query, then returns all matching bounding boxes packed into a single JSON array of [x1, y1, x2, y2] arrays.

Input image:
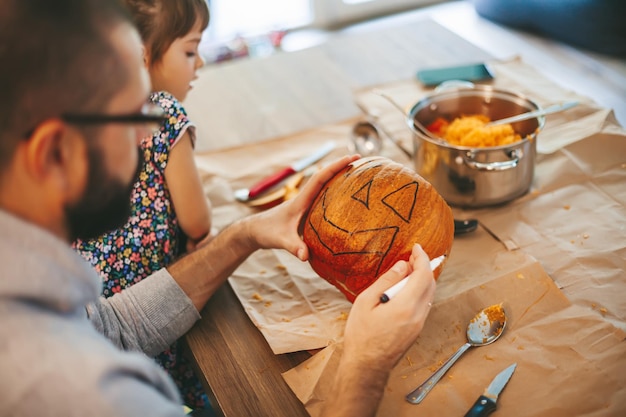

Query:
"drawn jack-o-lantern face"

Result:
[[302, 157, 454, 302]]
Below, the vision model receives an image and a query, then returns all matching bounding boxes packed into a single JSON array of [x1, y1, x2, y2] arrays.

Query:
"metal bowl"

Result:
[[406, 85, 545, 207]]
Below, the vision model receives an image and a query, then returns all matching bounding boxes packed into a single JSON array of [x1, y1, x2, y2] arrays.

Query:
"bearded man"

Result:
[[0, 0, 436, 416]]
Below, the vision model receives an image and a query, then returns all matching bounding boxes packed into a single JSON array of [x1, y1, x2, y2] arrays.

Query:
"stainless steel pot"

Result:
[[407, 85, 545, 208]]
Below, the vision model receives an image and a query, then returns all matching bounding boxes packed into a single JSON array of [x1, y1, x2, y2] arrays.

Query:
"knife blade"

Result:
[[234, 141, 336, 201], [464, 363, 516, 417]]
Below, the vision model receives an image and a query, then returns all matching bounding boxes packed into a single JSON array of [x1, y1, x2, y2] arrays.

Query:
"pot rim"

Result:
[[407, 85, 546, 151]]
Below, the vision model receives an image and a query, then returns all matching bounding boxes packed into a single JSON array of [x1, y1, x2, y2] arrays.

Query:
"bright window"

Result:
[[205, 0, 444, 41], [312, 0, 444, 27], [206, 0, 312, 42]]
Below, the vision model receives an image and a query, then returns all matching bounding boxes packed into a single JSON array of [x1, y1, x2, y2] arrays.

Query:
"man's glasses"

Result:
[[24, 102, 168, 138], [62, 102, 168, 134]]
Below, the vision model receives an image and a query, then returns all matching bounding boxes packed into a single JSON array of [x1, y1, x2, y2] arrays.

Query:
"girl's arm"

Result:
[[164, 131, 212, 250]]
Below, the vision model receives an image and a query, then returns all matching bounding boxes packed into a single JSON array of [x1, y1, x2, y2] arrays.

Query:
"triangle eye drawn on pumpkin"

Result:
[[382, 181, 419, 223], [351, 180, 372, 209]]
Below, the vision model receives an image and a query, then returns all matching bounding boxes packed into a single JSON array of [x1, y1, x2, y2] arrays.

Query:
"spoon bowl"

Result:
[[454, 218, 479, 235], [350, 120, 412, 159], [406, 303, 507, 404], [350, 121, 382, 156], [466, 303, 507, 346]]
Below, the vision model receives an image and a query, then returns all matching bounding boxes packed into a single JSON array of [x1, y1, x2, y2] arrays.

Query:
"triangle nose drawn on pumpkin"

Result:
[[382, 181, 419, 223], [351, 180, 372, 209]]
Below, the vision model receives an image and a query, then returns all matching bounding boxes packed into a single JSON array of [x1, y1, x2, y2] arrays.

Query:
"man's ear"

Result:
[[24, 119, 88, 196], [142, 45, 150, 67]]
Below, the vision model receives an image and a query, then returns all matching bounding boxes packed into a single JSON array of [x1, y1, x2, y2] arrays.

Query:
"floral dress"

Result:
[[73, 91, 209, 409]]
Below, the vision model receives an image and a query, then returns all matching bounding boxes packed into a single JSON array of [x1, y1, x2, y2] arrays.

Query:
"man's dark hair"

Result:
[[0, 0, 133, 168]]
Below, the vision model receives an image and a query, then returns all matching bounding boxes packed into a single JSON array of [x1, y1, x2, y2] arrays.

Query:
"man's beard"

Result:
[[65, 143, 142, 241]]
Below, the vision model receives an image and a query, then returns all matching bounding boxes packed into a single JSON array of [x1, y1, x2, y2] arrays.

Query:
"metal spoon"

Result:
[[406, 303, 507, 404], [351, 120, 412, 159], [372, 89, 444, 143], [486, 101, 579, 127], [454, 218, 478, 235]]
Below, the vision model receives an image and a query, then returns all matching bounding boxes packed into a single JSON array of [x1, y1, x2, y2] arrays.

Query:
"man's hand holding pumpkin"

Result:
[[247, 154, 361, 260]]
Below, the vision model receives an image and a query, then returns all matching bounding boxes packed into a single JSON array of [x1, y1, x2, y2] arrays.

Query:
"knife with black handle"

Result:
[[464, 363, 516, 417]]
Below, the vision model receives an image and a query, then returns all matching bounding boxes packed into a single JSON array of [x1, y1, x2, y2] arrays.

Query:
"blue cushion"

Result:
[[471, 0, 626, 57]]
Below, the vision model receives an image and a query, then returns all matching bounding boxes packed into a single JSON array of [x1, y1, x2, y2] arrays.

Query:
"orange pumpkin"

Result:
[[301, 156, 454, 302]]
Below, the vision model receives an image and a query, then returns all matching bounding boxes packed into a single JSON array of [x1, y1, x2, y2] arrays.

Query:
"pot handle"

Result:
[[462, 149, 522, 171]]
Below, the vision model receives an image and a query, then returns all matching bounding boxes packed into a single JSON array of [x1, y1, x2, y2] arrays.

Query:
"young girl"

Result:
[[73, 0, 213, 409]]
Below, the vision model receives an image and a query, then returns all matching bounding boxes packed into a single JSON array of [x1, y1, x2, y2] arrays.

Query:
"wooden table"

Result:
[[183, 19, 495, 417], [184, 19, 493, 417], [184, 284, 311, 417], [183, 17, 626, 417]]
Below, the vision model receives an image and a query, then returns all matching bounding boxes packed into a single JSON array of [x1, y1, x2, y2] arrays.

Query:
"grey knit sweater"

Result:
[[0, 209, 201, 416]]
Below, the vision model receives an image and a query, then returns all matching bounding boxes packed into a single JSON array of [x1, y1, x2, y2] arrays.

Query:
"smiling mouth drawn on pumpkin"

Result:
[[307, 177, 420, 286]]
